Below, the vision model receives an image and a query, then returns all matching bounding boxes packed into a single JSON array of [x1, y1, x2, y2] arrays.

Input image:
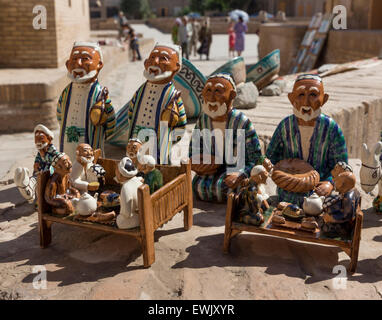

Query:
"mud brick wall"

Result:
[[0, 0, 90, 68]]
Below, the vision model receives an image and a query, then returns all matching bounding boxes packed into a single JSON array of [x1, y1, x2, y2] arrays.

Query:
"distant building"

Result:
[[148, 0, 190, 17], [0, 0, 90, 68], [90, 0, 120, 19], [255, 0, 326, 17]]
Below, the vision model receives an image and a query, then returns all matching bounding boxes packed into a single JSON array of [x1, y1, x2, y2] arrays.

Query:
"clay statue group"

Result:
[[14, 40, 370, 241]]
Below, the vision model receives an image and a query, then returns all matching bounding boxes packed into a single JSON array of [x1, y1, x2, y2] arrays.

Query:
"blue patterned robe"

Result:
[[56, 80, 116, 156], [266, 114, 348, 206], [108, 81, 187, 164], [189, 109, 262, 202]]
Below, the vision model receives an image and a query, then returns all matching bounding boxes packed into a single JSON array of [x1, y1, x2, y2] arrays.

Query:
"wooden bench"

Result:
[[37, 158, 193, 267], [223, 193, 363, 273]]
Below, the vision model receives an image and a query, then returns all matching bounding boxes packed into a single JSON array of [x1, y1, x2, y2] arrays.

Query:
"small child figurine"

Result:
[[126, 138, 143, 169], [321, 168, 360, 238], [236, 165, 269, 226], [44, 153, 80, 215], [139, 155, 163, 194]]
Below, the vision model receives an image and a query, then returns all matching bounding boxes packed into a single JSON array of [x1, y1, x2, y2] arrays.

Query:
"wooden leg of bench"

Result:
[[223, 193, 235, 254], [39, 220, 52, 248], [142, 234, 155, 268], [183, 204, 193, 231], [349, 208, 363, 273]]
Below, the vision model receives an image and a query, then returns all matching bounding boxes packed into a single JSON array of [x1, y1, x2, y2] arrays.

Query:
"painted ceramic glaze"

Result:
[[174, 57, 207, 119], [210, 56, 246, 85], [246, 49, 280, 89]]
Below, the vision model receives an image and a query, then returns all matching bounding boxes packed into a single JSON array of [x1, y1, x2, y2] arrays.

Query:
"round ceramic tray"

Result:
[[210, 56, 246, 84]]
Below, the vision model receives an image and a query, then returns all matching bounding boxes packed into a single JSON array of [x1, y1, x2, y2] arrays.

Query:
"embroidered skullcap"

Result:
[[140, 155, 156, 167], [34, 124, 54, 139], [296, 74, 322, 83], [336, 162, 353, 172], [250, 165, 266, 177], [118, 157, 138, 178], [73, 41, 103, 62], [51, 152, 66, 167], [128, 138, 143, 145], [154, 43, 182, 68], [207, 73, 237, 92]]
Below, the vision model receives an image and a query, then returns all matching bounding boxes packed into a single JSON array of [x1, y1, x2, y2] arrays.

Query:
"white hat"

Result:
[[73, 41, 103, 62], [207, 73, 237, 92], [140, 154, 156, 167], [34, 124, 54, 139], [118, 157, 138, 178], [250, 165, 266, 177], [296, 74, 322, 83], [154, 43, 182, 68]]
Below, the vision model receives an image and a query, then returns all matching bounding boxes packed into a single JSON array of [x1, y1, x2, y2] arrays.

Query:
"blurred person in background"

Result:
[[172, 18, 181, 45], [198, 18, 212, 60], [234, 16, 247, 56], [178, 16, 192, 60], [190, 17, 201, 57], [228, 21, 236, 58]]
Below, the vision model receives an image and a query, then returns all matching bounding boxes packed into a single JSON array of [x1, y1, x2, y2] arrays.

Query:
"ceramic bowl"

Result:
[[173, 58, 206, 119], [210, 56, 246, 85], [246, 49, 280, 90]]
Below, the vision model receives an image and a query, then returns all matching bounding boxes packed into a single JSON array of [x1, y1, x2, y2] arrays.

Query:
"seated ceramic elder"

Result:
[[14, 124, 60, 203], [138, 155, 163, 194], [266, 74, 348, 207], [189, 73, 264, 203], [321, 168, 360, 238], [115, 157, 143, 229], [44, 153, 80, 215], [70, 143, 105, 193], [236, 165, 269, 226]]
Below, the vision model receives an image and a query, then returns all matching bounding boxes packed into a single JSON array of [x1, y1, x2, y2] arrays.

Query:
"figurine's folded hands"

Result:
[[191, 154, 221, 175]]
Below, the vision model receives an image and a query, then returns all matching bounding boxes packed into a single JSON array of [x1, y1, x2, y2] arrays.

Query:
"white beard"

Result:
[[67, 69, 97, 83], [202, 101, 228, 119], [36, 142, 48, 150], [293, 105, 321, 122], [81, 156, 94, 165], [143, 66, 173, 82]]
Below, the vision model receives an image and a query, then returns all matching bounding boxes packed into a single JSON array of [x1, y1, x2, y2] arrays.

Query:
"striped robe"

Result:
[[266, 114, 348, 206], [189, 109, 262, 203], [56, 80, 116, 157], [108, 81, 187, 164]]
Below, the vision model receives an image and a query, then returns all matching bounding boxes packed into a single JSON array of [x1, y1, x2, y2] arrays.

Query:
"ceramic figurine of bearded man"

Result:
[[266, 74, 348, 206], [109, 43, 187, 164], [57, 42, 116, 161]]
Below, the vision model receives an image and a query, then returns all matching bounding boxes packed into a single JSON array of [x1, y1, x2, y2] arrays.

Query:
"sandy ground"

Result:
[[0, 25, 382, 300]]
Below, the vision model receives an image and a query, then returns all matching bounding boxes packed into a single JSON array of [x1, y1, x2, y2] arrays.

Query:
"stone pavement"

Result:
[[1, 25, 382, 300]]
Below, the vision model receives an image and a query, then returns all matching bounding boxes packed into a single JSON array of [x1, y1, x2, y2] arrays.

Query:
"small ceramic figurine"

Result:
[[115, 157, 144, 229], [139, 155, 163, 194], [360, 142, 382, 213], [189, 73, 267, 203], [44, 153, 80, 215], [266, 74, 348, 207], [321, 168, 361, 238], [70, 143, 105, 193], [126, 138, 143, 168], [236, 165, 269, 226], [14, 124, 60, 203], [109, 43, 187, 164], [57, 41, 116, 161]]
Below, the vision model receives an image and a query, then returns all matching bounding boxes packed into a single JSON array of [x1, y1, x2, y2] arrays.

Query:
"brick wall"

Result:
[[0, 0, 90, 68], [0, 0, 57, 68], [55, 0, 91, 68]]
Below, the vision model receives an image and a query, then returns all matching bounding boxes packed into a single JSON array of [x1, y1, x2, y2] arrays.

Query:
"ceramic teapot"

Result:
[[72, 192, 98, 216], [303, 192, 325, 216]]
